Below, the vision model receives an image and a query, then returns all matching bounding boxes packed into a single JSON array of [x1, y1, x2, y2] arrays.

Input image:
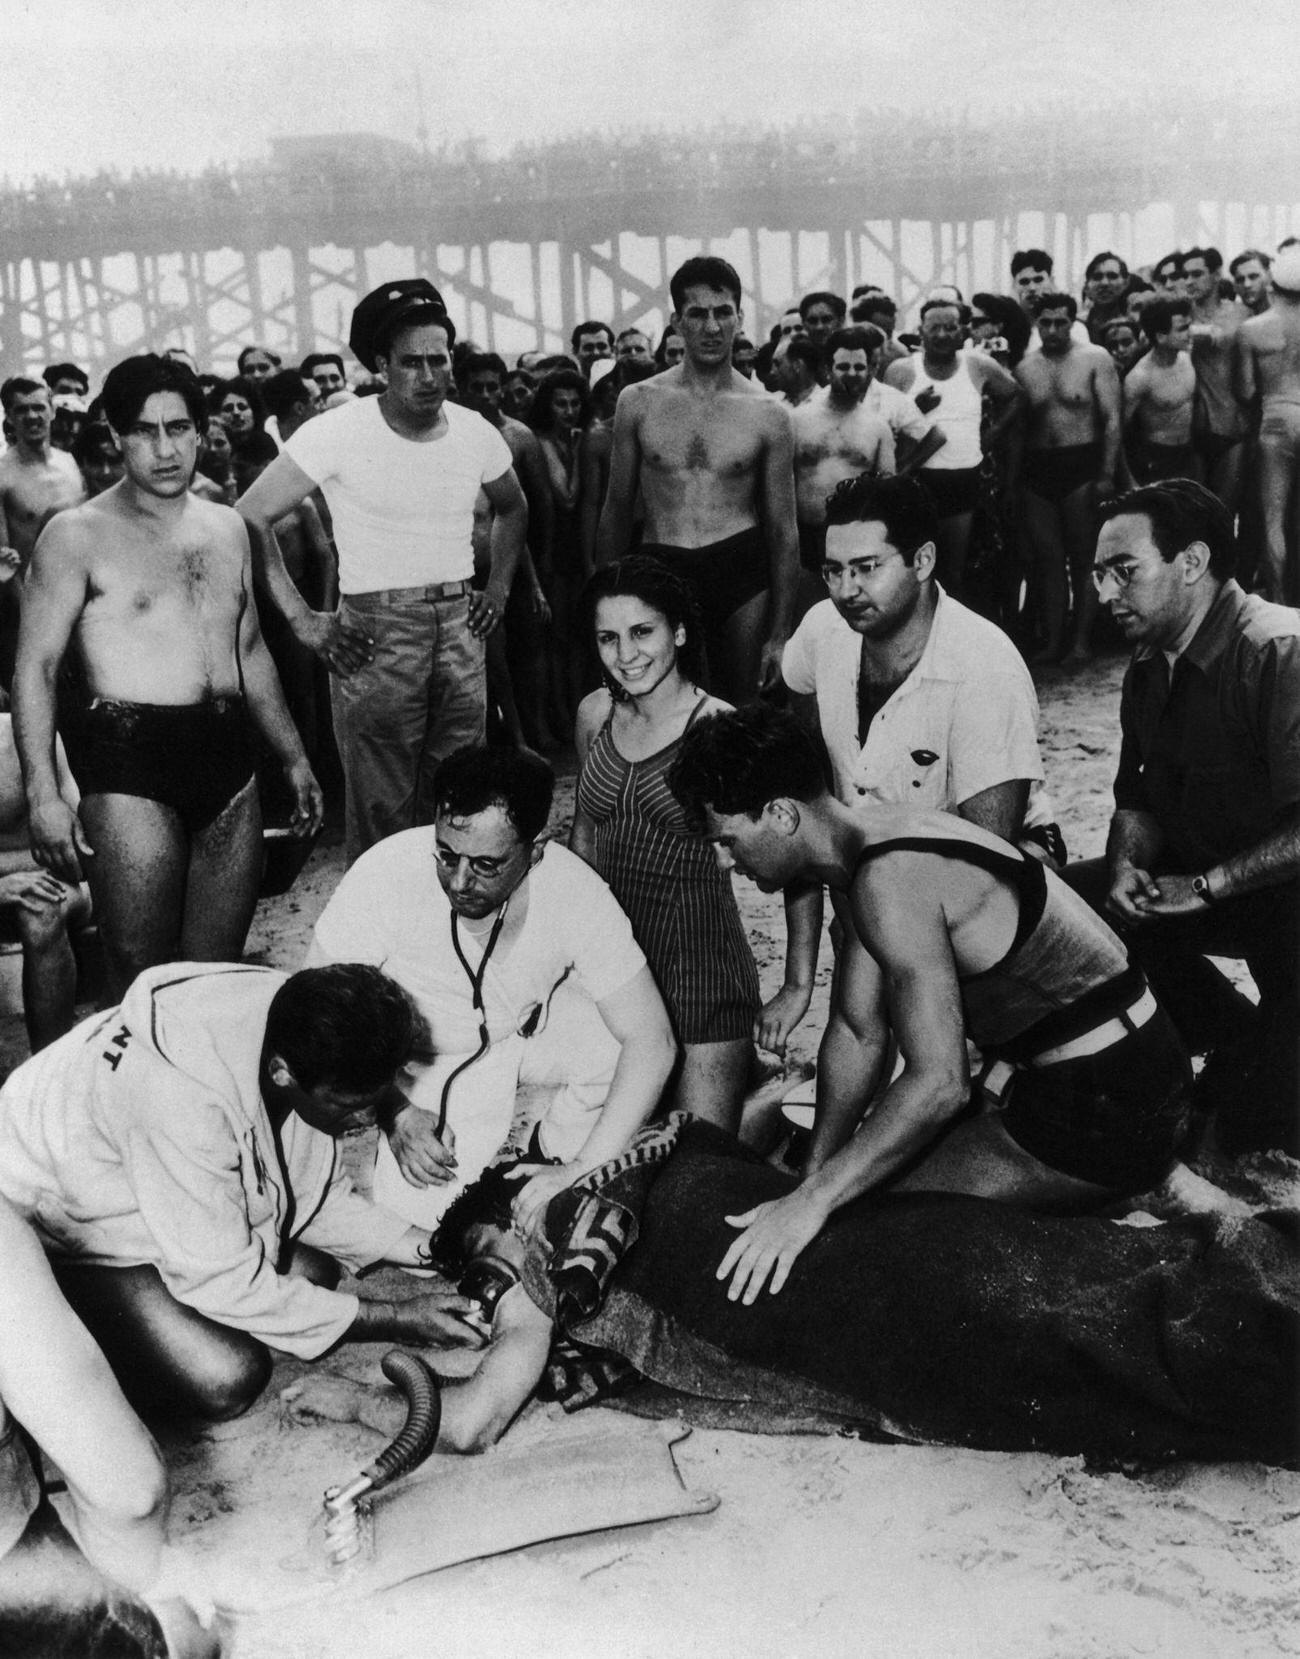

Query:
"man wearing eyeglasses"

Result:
[[307, 744, 676, 1235], [1069, 479, 1300, 1154], [759, 474, 1062, 1056]]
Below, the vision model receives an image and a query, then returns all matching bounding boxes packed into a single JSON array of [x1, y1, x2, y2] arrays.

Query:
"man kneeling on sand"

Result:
[[0, 961, 484, 1422]]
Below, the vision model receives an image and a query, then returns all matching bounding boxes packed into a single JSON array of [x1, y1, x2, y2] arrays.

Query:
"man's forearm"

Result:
[[243, 639, 310, 770], [781, 880, 823, 996], [573, 1031, 676, 1171], [766, 532, 799, 643], [595, 494, 633, 568], [805, 1062, 967, 1211], [12, 659, 63, 807], [240, 509, 316, 632], [484, 504, 524, 602], [1106, 807, 1165, 876], [806, 1013, 888, 1173], [1209, 813, 1300, 901]]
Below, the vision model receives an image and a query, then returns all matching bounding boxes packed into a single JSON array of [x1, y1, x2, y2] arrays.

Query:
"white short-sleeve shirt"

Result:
[[284, 396, 513, 593], [782, 590, 1050, 821]]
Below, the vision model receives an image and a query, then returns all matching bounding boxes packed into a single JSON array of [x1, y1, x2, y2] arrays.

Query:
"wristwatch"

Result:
[[1191, 873, 1218, 905]]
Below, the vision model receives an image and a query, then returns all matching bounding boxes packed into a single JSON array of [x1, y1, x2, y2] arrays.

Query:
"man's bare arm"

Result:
[[594, 390, 644, 566], [1233, 327, 1258, 413], [975, 354, 1027, 444], [238, 453, 372, 673], [235, 526, 323, 835], [12, 517, 94, 881], [512, 426, 556, 572], [958, 779, 1031, 844], [894, 423, 947, 474], [476, 468, 527, 638], [757, 403, 800, 690], [1093, 352, 1124, 486]]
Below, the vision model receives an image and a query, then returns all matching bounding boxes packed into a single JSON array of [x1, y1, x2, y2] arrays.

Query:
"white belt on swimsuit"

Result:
[[979, 986, 1159, 1104]]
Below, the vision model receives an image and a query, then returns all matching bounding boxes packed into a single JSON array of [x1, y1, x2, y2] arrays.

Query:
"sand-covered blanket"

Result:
[[527, 1120, 1299, 1466]]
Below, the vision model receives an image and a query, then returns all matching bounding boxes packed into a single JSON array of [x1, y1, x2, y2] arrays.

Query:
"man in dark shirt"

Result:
[[1067, 480, 1300, 1153]]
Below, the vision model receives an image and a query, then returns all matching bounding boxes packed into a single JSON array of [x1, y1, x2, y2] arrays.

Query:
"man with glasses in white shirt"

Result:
[[307, 744, 676, 1234]]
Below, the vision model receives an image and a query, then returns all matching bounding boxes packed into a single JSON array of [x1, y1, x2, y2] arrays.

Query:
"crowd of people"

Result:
[[0, 243, 1296, 1655]]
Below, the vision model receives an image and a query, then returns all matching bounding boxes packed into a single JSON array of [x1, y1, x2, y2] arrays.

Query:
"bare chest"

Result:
[[86, 543, 241, 625], [641, 399, 765, 480]]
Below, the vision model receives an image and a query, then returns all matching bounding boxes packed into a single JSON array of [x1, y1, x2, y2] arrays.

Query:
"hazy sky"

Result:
[[6, 0, 1297, 185]]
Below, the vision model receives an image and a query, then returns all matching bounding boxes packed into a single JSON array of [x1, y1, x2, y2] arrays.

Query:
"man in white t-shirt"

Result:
[[239, 280, 527, 860], [308, 745, 676, 1234]]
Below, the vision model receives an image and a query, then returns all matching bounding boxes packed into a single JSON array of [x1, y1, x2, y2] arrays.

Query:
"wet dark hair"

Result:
[[1031, 292, 1079, 321], [0, 377, 46, 412], [528, 369, 589, 436], [1099, 480, 1236, 580], [1153, 252, 1185, 281], [1011, 248, 1053, 277], [1229, 248, 1271, 276], [851, 292, 896, 324], [823, 471, 940, 560], [462, 351, 508, 383], [1139, 297, 1191, 341], [426, 1159, 530, 1280], [300, 351, 346, 380], [432, 744, 555, 843], [260, 368, 315, 423], [778, 334, 823, 377], [1084, 251, 1129, 282], [669, 255, 742, 312], [970, 292, 1031, 365], [825, 324, 883, 359], [668, 705, 830, 821], [799, 290, 846, 321], [209, 374, 267, 432], [583, 555, 706, 696], [570, 320, 613, 351], [266, 965, 421, 1094], [100, 354, 207, 435], [1183, 246, 1223, 274], [919, 297, 971, 325], [42, 361, 89, 393]]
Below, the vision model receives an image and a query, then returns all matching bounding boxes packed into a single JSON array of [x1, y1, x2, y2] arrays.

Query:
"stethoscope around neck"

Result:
[[434, 897, 511, 1139]]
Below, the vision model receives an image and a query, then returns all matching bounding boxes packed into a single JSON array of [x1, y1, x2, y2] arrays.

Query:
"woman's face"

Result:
[[218, 393, 254, 436], [241, 351, 277, 382], [551, 387, 583, 428], [594, 594, 685, 699], [204, 423, 233, 464], [968, 310, 998, 344], [1106, 325, 1141, 374]]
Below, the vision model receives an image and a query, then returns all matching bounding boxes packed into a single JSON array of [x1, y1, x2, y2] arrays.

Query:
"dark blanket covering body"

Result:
[[526, 1122, 1300, 1465]]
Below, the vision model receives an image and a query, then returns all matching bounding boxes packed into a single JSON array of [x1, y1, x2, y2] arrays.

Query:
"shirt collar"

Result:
[[1132, 579, 1243, 673]]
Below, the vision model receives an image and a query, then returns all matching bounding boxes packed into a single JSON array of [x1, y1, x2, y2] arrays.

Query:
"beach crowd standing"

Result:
[[0, 229, 1296, 1654]]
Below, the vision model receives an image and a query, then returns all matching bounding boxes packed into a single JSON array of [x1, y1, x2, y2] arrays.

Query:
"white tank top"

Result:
[[908, 353, 983, 469]]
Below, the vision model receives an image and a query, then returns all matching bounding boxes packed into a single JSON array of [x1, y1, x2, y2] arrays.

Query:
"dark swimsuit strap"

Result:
[[854, 835, 1048, 971]]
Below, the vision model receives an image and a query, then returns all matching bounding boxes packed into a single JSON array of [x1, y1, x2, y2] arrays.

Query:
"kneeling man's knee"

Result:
[[191, 1340, 272, 1421]]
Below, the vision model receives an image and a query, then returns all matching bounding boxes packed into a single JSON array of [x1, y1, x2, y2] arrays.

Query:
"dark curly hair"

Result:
[[667, 704, 829, 821], [582, 555, 706, 697], [426, 1159, 532, 1281]]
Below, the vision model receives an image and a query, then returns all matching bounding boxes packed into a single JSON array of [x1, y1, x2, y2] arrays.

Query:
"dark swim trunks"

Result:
[[916, 465, 982, 518], [1129, 438, 1199, 485], [1023, 443, 1103, 507], [640, 528, 769, 637], [62, 694, 257, 833]]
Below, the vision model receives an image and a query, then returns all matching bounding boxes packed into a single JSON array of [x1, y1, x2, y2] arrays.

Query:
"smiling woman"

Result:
[[570, 557, 761, 1131]]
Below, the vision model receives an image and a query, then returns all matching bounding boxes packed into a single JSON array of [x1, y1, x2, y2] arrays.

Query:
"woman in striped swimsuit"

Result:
[[571, 557, 760, 1130]]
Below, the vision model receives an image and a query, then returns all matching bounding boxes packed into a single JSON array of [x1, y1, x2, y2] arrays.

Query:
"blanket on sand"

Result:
[[525, 1121, 1300, 1466]]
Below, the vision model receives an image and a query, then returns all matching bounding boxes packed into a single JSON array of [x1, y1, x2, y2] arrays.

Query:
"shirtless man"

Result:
[[1184, 247, 1247, 511], [0, 709, 91, 1049], [790, 325, 894, 614], [1230, 249, 1273, 317], [13, 354, 323, 1000], [668, 705, 1198, 1300], [596, 255, 798, 701], [462, 351, 556, 750], [1237, 246, 1300, 601], [885, 299, 1023, 596], [0, 380, 86, 688], [771, 334, 822, 408], [1014, 292, 1122, 664], [1123, 297, 1199, 484]]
